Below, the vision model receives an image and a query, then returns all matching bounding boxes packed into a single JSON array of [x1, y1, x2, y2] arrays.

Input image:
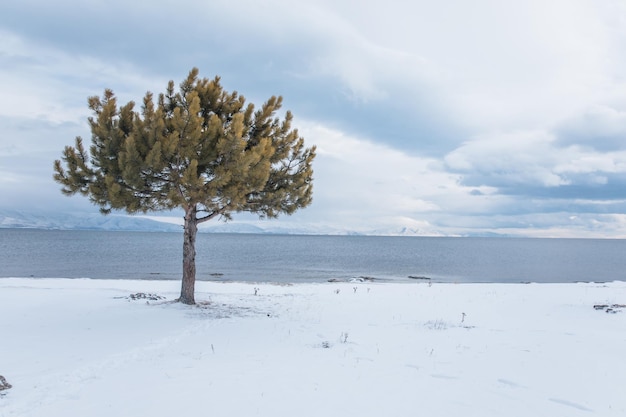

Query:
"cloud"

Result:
[[3, 0, 626, 236], [445, 130, 567, 187], [295, 122, 461, 227], [445, 127, 626, 203], [0, 1, 465, 154], [6, 0, 621, 153], [0, 30, 166, 125], [293, 122, 544, 234], [557, 105, 626, 151]]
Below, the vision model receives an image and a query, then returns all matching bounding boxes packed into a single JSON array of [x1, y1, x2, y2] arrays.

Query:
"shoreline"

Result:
[[2, 275, 624, 285]]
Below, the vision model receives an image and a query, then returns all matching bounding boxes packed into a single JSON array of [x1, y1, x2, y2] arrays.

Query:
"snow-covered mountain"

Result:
[[0, 210, 466, 236], [0, 210, 181, 232]]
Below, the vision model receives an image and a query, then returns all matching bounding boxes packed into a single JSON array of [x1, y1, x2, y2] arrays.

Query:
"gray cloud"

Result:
[[0, 1, 467, 154], [3, 0, 626, 236]]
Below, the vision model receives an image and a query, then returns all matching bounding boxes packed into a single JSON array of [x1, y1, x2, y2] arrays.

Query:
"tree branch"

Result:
[[196, 211, 221, 224]]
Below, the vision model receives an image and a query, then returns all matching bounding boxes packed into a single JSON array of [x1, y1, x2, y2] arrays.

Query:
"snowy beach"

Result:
[[1, 278, 625, 416]]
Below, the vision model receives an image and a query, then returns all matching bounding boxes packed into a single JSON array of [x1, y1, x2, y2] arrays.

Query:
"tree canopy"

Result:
[[54, 68, 316, 304]]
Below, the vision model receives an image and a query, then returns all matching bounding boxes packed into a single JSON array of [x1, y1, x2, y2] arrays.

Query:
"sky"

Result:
[[2, 0, 626, 237]]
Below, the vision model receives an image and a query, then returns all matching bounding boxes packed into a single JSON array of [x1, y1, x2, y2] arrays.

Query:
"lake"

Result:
[[1, 229, 625, 283]]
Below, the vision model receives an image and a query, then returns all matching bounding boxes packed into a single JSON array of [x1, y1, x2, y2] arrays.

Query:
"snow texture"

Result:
[[0, 278, 625, 416]]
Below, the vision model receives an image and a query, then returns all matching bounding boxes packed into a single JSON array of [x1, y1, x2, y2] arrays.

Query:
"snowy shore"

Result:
[[1, 278, 625, 416]]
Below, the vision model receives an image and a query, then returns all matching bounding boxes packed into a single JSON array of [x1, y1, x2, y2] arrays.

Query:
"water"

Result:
[[1, 228, 625, 283]]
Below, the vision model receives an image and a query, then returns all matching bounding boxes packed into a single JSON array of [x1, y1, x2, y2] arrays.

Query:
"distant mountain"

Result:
[[0, 209, 460, 237], [200, 222, 266, 234], [199, 221, 351, 235], [369, 226, 446, 237], [0, 210, 181, 232], [201, 222, 448, 236]]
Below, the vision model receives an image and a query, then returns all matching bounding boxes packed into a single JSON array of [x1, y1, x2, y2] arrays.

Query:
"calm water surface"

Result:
[[1, 229, 625, 283]]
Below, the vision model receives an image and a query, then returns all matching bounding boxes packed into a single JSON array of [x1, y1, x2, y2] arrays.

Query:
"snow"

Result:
[[1, 278, 625, 416]]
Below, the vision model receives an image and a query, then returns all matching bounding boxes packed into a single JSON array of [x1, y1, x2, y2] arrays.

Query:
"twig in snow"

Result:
[[0, 375, 11, 393]]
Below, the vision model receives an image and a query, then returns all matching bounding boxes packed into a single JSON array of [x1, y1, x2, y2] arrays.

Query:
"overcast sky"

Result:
[[2, 0, 626, 237]]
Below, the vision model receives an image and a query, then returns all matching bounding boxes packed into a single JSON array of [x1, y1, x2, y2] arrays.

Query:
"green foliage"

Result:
[[54, 68, 316, 223]]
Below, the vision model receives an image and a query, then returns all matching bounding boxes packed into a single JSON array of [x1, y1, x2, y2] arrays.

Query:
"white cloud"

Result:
[[239, 0, 626, 133], [557, 105, 626, 151], [0, 30, 165, 124], [300, 122, 497, 230], [445, 130, 569, 187], [3, 0, 626, 236], [554, 150, 626, 175]]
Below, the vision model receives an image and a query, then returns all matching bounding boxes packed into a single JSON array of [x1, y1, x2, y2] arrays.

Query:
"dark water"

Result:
[[1, 229, 625, 283]]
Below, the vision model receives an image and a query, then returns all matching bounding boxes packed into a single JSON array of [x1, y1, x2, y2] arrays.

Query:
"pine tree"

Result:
[[54, 68, 316, 304]]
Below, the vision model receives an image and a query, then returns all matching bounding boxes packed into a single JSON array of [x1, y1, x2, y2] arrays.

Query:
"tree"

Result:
[[54, 68, 316, 304]]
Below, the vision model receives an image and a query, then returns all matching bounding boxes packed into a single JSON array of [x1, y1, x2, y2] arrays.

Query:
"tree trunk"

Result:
[[180, 205, 198, 305]]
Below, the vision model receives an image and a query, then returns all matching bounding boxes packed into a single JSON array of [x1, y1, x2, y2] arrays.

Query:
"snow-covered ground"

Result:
[[1, 278, 624, 416]]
